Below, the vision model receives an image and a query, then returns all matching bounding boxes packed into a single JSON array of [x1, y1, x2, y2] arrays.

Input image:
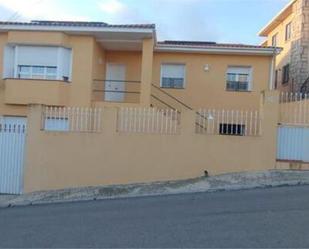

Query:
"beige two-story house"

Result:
[[0, 20, 284, 194], [0, 20, 279, 126]]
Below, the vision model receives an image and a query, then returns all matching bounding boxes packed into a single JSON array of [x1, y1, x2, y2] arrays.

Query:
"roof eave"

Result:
[[258, 0, 296, 37], [155, 45, 281, 56], [0, 24, 155, 36]]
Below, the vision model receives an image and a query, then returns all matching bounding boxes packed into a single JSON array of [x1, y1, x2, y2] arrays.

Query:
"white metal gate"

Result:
[[277, 126, 309, 163], [0, 117, 27, 194]]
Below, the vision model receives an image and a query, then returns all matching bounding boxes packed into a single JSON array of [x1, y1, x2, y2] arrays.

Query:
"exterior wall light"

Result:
[[204, 64, 210, 72], [207, 113, 214, 120]]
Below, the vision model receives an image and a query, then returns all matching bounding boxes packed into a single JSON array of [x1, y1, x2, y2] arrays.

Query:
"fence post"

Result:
[[181, 110, 196, 135], [260, 90, 279, 168], [102, 107, 117, 135], [140, 38, 154, 106], [23, 104, 44, 193], [260, 90, 279, 131], [27, 104, 44, 132]]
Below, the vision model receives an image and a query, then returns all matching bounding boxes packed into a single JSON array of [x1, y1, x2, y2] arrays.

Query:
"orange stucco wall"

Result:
[[152, 52, 272, 110], [4, 79, 70, 106], [23, 91, 279, 192]]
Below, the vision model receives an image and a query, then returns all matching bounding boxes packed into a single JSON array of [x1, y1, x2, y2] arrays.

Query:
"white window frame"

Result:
[[18, 65, 57, 80], [160, 63, 186, 89], [285, 22, 292, 41], [226, 66, 253, 92], [272, 33, 278, 47]]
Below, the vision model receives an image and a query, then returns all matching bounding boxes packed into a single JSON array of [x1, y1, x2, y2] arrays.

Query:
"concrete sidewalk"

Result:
[[1, 170, 309, 208]]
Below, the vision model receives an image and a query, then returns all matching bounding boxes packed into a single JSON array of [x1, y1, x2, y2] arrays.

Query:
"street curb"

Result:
[[5, 182, 309, 209], [1, 170, 309, 209]]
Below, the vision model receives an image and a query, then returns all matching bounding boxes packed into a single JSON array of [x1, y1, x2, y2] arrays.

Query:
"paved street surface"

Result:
[[1, 185, 309, 248]]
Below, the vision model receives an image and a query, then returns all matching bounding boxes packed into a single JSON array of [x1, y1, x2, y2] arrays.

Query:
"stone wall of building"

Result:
[[290, 0, 309, 92]]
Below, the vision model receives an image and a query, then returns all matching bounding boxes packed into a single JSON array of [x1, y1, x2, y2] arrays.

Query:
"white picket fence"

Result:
[[196, 109, 262, 136], [42, 106, 102, 132], [118, 107, 180, 134], [279, 92, 309, 125], [0, 123, 26, 194]]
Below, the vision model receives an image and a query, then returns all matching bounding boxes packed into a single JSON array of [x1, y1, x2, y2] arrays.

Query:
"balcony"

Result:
[[92, 80, 141, 104], [4, 78, 70, 106]]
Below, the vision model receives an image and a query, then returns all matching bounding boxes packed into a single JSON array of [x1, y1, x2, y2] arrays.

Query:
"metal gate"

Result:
[[277, 125, 309, 163], [0, 117, 27, 194]]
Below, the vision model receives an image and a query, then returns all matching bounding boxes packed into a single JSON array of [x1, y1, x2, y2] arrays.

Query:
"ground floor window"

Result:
[[219, 123, 245, 136], [44, 117, 69, 131], [282, 64, 290, 85]]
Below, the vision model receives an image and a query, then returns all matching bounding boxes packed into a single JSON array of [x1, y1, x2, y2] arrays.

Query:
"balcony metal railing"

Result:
[[92, 79, 141, 103]]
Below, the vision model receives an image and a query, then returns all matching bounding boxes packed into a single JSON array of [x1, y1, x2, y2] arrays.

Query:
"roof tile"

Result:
[[0, 20, 156, 29], [158, 40, 276, 49]]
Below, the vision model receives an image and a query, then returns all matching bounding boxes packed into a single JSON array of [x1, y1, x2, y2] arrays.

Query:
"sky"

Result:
[[0, 0, 291, 45]]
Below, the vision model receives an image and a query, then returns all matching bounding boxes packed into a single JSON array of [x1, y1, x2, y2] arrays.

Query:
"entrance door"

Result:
[[105, 64, 126, 102]]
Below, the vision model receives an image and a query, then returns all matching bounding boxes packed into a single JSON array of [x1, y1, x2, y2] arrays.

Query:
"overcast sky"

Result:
[[0, 0, 291, 44]]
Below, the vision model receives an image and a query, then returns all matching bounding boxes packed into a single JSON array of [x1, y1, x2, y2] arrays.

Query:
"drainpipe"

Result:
[[269, 49, 276, 90]]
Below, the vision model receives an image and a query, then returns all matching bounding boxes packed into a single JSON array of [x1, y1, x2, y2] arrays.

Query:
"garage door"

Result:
[[0, 116, 27, 194], [277, 126, 309, 163]]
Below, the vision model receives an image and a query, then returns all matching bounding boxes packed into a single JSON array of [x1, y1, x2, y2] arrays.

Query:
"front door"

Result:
[[105, 64, 126, 102]]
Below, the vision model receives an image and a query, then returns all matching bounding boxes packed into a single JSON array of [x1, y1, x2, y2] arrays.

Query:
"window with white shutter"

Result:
[[3, 45, 72, 81]]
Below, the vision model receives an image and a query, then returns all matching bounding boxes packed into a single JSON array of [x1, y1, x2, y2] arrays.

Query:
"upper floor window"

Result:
[[282, 64, 290, 84], [160, 64, 185, 89], [18, 65, 57, 80], [226, 66, 252, 92], [285, 22, 292, 41], [272, 34, 278, 47], [274, 70, 278, 89], [3, 45, 72, 81]]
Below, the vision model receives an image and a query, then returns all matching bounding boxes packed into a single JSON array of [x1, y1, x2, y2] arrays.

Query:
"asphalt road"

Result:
[[1, 185, 309, 248]]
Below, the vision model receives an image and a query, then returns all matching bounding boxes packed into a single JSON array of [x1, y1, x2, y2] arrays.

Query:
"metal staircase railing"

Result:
[[151, 84, 193, 111], [151, 84, 208, 131]]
